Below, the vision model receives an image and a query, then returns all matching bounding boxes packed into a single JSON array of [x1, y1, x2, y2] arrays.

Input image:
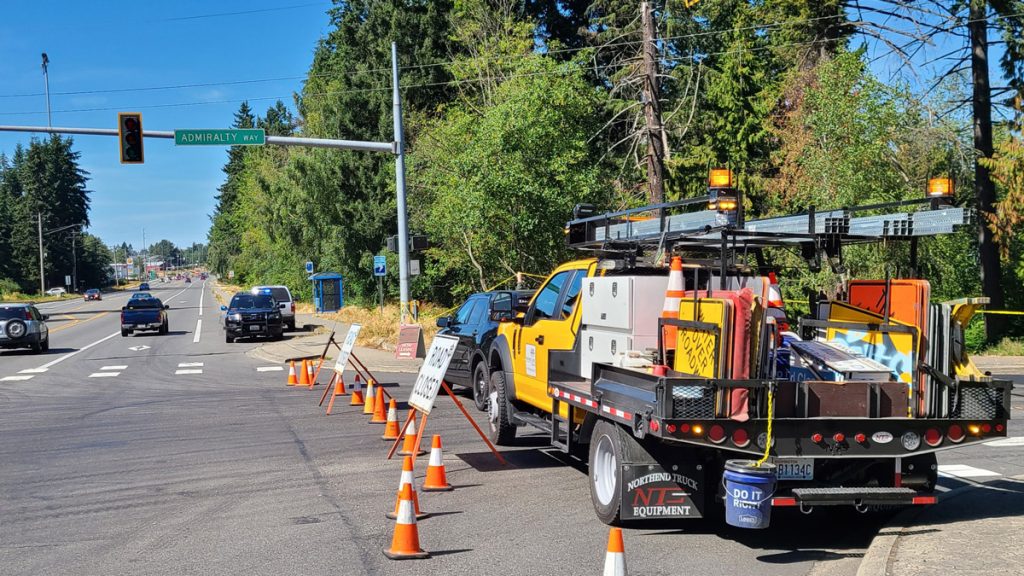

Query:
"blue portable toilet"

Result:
[[309, 272, 344, 313]]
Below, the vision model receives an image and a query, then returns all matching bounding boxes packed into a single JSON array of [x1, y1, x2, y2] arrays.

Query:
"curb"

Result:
[[854, 476, 1022, 576]]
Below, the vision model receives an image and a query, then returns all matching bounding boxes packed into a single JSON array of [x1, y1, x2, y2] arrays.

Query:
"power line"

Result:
[[153, 2, 329, 23]]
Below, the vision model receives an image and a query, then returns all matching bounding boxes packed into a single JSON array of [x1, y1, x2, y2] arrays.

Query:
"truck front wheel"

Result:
[[589, 420, 624, 525], [487, 370, 517, 445]]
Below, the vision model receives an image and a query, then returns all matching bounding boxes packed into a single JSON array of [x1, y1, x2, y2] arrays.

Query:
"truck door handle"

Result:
[[535, 335, 544, 345]]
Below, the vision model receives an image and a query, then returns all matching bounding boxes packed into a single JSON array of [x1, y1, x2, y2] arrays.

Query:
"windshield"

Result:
[[231, 294, 275, 309], [125, 299, 162, 309], [86, 289, 99, 294]]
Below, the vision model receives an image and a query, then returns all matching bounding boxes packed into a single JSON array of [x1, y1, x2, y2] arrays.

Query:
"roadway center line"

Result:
[[38, 331, 120, 370], [1, 375, 34, 382], [193, 319, 202, 343], [19, 368, 48, 374]]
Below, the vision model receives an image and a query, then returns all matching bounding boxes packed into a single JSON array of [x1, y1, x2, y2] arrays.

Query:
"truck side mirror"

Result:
[[436, 316, 451, 328], [220, 305, 227, 311], [490, 310, 514, 323], [164, 305, 170, 310]]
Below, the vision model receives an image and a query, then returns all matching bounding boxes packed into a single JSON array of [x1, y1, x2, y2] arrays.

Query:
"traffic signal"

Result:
[[118, 112, 144, 164]]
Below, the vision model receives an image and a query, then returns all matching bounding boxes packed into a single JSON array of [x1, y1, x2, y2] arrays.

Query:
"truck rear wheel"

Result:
[[589, 420, 624, 525], [487, 370, 517, 445]]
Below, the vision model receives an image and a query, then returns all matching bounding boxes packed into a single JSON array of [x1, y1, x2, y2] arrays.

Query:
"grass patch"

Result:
[[296, 302, 446, 350], [980, 338, 1024, 356]]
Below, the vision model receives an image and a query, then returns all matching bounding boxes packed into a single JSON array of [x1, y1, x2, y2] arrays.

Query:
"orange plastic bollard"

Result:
[[386, 456, 428, 520], [286, 361, 299, 386], [349, 374, 365, 406]]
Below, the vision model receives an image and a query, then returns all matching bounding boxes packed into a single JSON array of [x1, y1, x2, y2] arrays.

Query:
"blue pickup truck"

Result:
[[121, 297, 169, 337]]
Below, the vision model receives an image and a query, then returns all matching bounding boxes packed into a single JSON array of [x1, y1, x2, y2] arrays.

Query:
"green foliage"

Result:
[[411, 54, 612, 302]]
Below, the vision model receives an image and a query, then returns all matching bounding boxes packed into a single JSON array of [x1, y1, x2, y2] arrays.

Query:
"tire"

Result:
[[487, 370, 517, 445], [589, 420, 625, 526], [287, 320, 296, 331], [225, 333, 234, 344], [41, 335, 49, 352], [160, 321, 168, 335], [30, 338, 42, 354], [121, 328, 129, 337], [472, 362, 490, 412], [5, 319, 26, 340]]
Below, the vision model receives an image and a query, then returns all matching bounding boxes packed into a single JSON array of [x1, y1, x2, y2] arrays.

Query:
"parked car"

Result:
[[45, 287, 66, 297], [251, 285, 296, 331], [120, 297, 169, 337], [222, 292, 284, 343], [138, 282, 150, 291], [84, 288, 102, 301], [436, 290, 533, 410], [0, 303, 50, 353]]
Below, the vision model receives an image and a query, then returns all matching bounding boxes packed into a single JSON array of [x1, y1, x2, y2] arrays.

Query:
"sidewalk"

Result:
[[857, 475, 1024, 576]]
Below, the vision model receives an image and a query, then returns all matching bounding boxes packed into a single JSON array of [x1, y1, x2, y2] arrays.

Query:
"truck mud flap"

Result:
[[620, 461, 706, 520]]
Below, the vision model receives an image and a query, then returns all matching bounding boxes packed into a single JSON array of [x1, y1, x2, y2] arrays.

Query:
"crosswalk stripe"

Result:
[[0, 375, 33, 381], [178, 362, 204, 368], [100, 365, 128, 371], [938, 464, 1001, 479], [175, 369, 203, 375], [89, 372, 119, 378], [257, 366, 284, 372], [19, 368, 48, 374]]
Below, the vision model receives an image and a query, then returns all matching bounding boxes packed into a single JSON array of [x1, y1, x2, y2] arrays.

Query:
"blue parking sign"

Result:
[[305, 261, 314, 274], [373, 255, 386, 277]]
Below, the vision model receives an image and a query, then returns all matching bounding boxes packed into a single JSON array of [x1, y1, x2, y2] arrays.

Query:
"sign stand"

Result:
[[315, 329, 394, 406], [386, 335, 505, 465]]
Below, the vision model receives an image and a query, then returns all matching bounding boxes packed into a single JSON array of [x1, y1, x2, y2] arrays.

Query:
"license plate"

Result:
[[775, 458, 814, 481], [248, 325, 262, 332]]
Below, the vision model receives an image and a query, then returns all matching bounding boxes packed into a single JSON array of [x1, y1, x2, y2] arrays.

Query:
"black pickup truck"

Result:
[[121, 297, 169, 337], [221, 292, 284, 343]]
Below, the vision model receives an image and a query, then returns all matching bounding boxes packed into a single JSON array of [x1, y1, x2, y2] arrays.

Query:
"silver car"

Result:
[[0, 303, 50, 353]]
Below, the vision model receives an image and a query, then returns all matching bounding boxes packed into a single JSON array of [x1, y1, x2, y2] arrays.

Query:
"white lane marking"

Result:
[[89, 372, 120, 378], [39, 331, 120, 370], [199, 282, 205, 316], [175, 369, 203, 375], [128, 345, 151, 351], [985, 436, 1024, 447], [193, 319, 202, 343], [257, 366, 284, 372], [938, 464, 1001, 479], [178, 362, 204, 368], [1, 375, 34, 382], [19, 368, 48, 374], [100, 365, 128, 370], [934, 485, 952, 492]]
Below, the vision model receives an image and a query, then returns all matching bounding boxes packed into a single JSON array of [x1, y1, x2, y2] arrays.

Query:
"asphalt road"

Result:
[[2, 280, 1021, 575]]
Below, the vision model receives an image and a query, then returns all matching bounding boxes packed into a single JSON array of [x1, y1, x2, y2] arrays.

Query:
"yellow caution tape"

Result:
[[979, 309, 1024, 315]]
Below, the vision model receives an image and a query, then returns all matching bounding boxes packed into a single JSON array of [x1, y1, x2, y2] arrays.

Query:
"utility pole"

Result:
[[641, 1, 666, 205], [392, 41, 411, 324], [37, 213, 45, 294], [41, 53, 51, 129], [969, 0, 1004, 343], [72, 232, 77, 292]]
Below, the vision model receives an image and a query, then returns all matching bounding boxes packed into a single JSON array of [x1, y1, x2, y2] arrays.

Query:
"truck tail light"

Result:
[[291, 302, 295, 313], [924, 428, 942, 447], [854, 433, 867, 444], [811, 433, 823, 444], [995, 423, 1004, 433], [947, 424, 965, 443], [981, 423, 992, 433], [833, 432, 846, 443], [731, 428, 750, 448], [24, 309, 33, 320], [707, 424, 726, 444]]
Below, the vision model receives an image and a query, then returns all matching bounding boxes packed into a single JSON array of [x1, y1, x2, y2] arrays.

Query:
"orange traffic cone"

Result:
[[298, 359, 311, 386], [398, 415, 424, 456], [325, 373, 348, 415], [363, 378, 376, 415], [286, 361, 299, 386], [369, 386, 387, 423], [387, 456, 428, 520], [350, 374, 365, 406], [661, 256, 684, 350], [421, 435, 453, 492], [382, 483, 429, 560], [603, 527, 627, 576], [306, 360, 317, 387], [382, 399, 401, 440]]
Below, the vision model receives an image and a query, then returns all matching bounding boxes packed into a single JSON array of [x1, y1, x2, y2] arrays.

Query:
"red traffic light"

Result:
[[118, 112, 144, 164]]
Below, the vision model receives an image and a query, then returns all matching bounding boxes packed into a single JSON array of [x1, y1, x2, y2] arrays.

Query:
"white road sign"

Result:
[[407, 335, 459, 414], [333, 324, 362, 373]]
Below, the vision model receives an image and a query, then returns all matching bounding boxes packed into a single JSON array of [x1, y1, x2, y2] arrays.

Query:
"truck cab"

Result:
[[488, 259, 595, 441]]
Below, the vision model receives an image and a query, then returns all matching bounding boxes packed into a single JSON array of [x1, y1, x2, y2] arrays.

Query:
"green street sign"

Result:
[[174, 129, 265, 146]]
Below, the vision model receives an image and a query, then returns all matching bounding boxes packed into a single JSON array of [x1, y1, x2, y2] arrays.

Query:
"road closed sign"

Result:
[[407, 335, 459, 414], [333, 324, 361, 373]]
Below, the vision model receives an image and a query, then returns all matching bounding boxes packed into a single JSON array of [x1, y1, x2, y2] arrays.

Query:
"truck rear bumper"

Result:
[[771, 487, 936, 508]]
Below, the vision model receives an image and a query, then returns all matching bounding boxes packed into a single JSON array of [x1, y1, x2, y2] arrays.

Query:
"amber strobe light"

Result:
[[927, 177, 953, 197], [709, 168, 734, 189]]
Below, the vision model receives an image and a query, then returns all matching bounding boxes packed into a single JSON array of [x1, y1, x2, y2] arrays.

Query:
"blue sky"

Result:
[[0, 1, 333, 250]]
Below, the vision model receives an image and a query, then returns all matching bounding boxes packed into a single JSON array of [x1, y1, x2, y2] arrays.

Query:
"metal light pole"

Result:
[[392, 42, 410, 324], [37, 213, 45, 294], [41, 53, 51, 129]]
